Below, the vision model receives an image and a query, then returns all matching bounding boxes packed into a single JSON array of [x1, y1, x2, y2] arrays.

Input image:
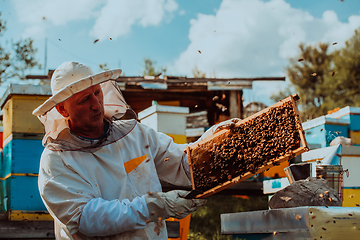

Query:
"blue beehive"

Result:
[[327, 107, 360, 131], [302, 116, 350, 149], [1, 137, 46, 211], [302, 106, 360, 149]]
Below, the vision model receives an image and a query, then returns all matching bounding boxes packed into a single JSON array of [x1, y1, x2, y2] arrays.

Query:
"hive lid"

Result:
[[138, 104, 189, 120], [302, 115, 350, 130], [0, 84, 51, 109]]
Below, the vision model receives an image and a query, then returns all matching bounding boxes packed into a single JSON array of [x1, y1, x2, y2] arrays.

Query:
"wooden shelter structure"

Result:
[[117, 75, 285, 125], [27, 73, 285, 126]]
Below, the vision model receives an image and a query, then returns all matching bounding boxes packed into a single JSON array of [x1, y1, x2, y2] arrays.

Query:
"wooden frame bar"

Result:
[[187, 94, 309, 198]]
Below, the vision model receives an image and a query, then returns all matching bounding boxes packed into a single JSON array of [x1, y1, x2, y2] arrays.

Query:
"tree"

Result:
[[0, 12, 41, 83], [192, 65, 206, 78], [142, 58, 166, 76], [273, 28, 360, 121], [272, 42, 333, 121], [329, 28, 360, 108]]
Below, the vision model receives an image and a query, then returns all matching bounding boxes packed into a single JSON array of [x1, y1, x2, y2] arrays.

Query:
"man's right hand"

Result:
[[144, 190, 206, 222]]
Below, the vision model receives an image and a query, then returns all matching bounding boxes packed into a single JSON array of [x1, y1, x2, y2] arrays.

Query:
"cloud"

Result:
[[13, 0, 103, 26], [12, 0, 104, 39], [12, 0, 178, 40], [22, 24, 46, 39], [89, 0, 178, 40], [167, 0, 360, 105]]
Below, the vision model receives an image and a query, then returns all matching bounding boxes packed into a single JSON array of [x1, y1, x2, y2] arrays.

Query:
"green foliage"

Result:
[[192, 65, 206, 78], [142, 58, 167, 76], [189, 194, 268, 240], [273, 27, 360, 121], [285, 42, 332, 121], [330, 29, 360, 108], [0, 12, 41, 83], [11, 38, 40, 79]]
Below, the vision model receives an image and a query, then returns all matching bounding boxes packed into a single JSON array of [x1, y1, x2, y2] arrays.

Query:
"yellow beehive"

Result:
[[3, 95, 48, 140], [342, 188, 360, 207], [0, 84, 51, 141]]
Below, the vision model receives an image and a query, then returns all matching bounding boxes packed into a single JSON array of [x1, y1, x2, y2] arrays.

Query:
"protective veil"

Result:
[[37, 80, 194, 239]]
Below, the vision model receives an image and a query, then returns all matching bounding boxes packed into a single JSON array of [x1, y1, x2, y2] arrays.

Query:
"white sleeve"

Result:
[[39, 150, 151, 237], [79, 196, 149, 236]]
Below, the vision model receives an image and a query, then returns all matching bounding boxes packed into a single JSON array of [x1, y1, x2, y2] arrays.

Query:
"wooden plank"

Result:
[[116, 76, 286, 83], [0, 220, 54, 238], [187, 94, 309, 198]]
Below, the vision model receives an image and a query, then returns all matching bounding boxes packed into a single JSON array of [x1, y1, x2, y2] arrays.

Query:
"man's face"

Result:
[[57, 85, 105, 138]]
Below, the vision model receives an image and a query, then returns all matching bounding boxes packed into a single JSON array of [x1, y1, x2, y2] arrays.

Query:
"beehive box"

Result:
[[1, 137, 44, 175], [0, 84, 51, 140], [186, 94, 308, 198], [0, 135, 45, 212], [0, 84, 50, 213], [2, 175, 47, 211]]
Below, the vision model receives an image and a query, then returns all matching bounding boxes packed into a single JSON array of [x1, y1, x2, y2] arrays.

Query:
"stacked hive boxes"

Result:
[[302, 106, 360, 149], [327, 107, 360, 145], [0, 84, 51, 215]]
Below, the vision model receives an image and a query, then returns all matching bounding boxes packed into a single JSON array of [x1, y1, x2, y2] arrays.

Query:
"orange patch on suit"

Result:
[[124, 154, 148, 174]]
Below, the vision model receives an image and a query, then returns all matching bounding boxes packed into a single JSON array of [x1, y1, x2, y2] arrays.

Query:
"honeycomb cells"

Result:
[[191, 102, 301, 192]]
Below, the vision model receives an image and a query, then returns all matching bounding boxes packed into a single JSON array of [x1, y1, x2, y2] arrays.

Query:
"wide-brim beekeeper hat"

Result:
[[33, 61, 131, 145], [33, 61, 123, 116]]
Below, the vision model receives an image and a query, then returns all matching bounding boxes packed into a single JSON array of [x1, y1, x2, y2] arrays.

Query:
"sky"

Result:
[[1, 0, 360, 106]]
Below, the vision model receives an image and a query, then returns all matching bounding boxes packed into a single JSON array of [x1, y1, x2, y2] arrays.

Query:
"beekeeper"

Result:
[[33, 61, 210, 240]]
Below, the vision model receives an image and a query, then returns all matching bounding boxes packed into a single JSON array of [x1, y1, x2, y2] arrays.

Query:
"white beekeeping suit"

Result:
[[33, 62, 206, 240]]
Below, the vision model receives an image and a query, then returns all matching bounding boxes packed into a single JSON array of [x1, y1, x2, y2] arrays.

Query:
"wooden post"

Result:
[[229, 90, 238, 119], [238, 90, 243, 119]]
